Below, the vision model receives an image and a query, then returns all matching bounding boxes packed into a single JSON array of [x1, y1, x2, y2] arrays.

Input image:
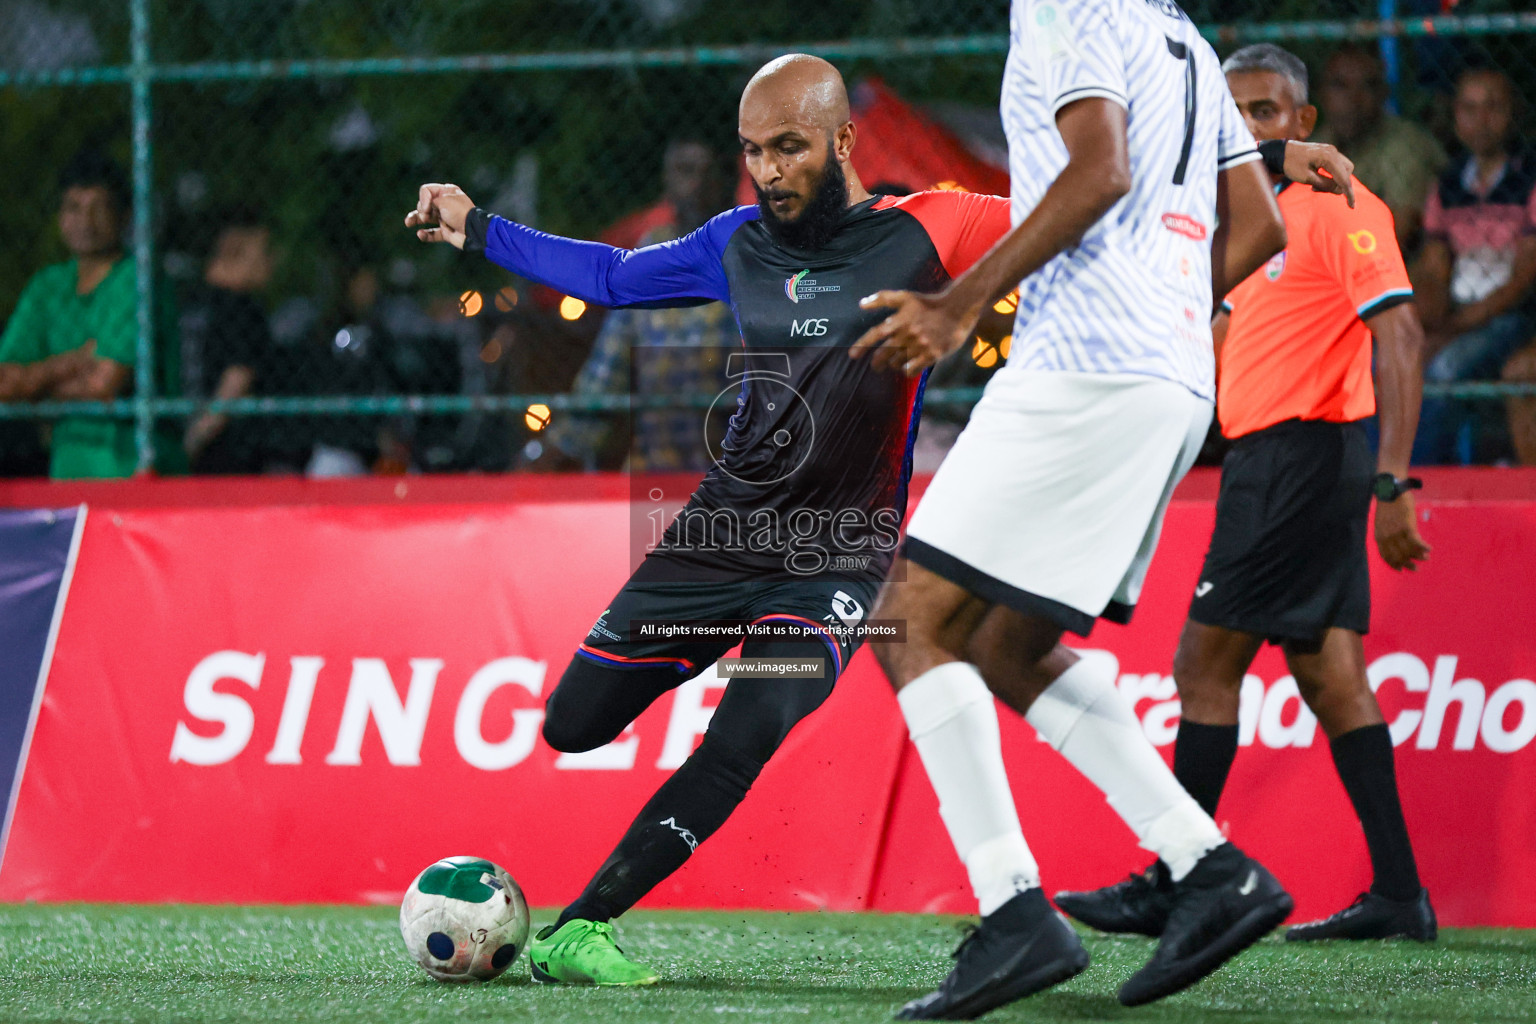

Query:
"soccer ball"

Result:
[[400, 856, 531, 982]]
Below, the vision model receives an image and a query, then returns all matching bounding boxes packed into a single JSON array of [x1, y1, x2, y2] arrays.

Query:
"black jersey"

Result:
[[470, 189, 1011, 581]]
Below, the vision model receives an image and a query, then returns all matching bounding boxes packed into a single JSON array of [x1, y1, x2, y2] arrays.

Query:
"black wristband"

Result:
[[463, 207, 491, 255], [1258, 139, 1288, 177]]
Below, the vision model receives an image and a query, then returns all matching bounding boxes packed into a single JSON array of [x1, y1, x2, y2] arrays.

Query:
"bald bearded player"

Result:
[[409, 55, 1014, 985]]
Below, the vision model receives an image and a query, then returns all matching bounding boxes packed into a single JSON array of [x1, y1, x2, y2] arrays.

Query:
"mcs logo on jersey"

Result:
[[1265, 251, 1286, 281], [784, 269, 841, 303]]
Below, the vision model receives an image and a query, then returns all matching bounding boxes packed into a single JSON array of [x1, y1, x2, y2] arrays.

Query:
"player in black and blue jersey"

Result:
[[408, 54, 1011, 986]]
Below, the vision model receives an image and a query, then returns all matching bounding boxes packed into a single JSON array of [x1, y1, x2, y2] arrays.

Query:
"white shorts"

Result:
[[905, 370, 1212, 635]]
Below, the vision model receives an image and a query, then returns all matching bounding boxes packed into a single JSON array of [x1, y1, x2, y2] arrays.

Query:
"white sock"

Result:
[[1026, 656, 1224, 880], [898, 662, 1040, 915]]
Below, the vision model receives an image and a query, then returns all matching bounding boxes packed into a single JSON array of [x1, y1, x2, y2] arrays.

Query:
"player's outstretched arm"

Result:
[[406, 182, 734, 309], [1210, 159, 1286, 304], [1367, 302, 1431, 571], [851, 98, 1130, 375]]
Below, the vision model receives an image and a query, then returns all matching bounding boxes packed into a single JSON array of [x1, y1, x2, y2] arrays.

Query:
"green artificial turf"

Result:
[[0, 905, 1531, 1023]]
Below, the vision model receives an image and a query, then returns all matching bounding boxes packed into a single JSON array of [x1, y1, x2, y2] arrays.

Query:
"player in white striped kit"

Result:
[[852, 0, 1355, 1017]]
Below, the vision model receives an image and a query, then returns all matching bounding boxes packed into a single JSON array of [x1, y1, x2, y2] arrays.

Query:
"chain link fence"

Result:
[[3, 0, 1536, 477]]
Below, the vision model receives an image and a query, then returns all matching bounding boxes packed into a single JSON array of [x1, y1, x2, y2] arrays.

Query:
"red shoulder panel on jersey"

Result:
[[874, 190, 1012, 281]]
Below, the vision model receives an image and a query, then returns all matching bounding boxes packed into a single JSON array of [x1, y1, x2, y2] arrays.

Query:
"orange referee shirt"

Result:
[[1217, 178, 1413, 440]]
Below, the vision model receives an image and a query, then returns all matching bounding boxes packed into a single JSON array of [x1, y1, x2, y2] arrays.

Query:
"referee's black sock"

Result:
[[1172, 720, 1240, 819], [1330, 723, 1422, 902], [556, 733, 763, 928]]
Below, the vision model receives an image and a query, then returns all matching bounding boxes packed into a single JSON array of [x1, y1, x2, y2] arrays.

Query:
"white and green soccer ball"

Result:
[[400, 856, 531, 982]]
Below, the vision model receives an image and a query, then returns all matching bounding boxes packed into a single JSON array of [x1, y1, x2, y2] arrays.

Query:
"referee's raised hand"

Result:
[[406, 183, 475, 249], [1282, 141, 1356, 208], [1374, 493, 1431, 571]]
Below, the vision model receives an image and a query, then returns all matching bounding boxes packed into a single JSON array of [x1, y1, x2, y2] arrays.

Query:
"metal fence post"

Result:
[[129, 0, 155, 474]]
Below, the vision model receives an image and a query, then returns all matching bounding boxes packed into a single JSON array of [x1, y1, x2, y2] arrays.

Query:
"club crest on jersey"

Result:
[[1265, 252, 1286, 280], [589, 609, 621, 643], [784, 269, 841, 303]]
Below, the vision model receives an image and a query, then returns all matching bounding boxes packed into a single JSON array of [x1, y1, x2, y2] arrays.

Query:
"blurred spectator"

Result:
[[532, 138, 737, 472], [267, 261, 397, 476], [1413, 69, 1536, 464], [1311, 44, 1448, 254], [179, 212, 273, 473], [1504, 343, 1536, 466], [0, 149, 183, 479]]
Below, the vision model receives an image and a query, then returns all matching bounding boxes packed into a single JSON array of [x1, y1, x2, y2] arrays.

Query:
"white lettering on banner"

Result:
[[1419, 655, 1483, 751], [168, 649, 1535, 766], [1142, 691, 1183, 747], [1482, 679, 1536, 753], [266, 656, 324, 764], [1238, 674, 1264, 746], [1365, 652, 1536, 752], [554, 725, 639, 770], [1367, 652, 1429, 745], [1256, 677, 1318, 749], [170, 651, 265, 765], [1087, 647, 1536, 753], [324, 658, 442, 766], [454, 657, 547, 770], [656, 667, 728, 769]]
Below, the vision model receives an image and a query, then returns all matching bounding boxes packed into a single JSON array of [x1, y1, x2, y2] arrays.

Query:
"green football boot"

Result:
[[528, 919, 659, 986]]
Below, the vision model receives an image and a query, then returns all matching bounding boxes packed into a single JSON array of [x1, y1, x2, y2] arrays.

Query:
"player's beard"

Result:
[[754, 146, 849, 252]]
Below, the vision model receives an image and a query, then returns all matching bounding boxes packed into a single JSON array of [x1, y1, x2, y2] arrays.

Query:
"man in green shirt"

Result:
[[1311, 44, 1448, 256], [0, 151, 181, 479]]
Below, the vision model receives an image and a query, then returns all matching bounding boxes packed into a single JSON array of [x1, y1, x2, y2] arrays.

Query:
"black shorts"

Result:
[[1189, 419, 1372, 647], [577, 575, 879, 680]]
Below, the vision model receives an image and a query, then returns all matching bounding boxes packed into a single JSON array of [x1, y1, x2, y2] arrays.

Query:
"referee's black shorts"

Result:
[[1188, 418, 1372, 648]]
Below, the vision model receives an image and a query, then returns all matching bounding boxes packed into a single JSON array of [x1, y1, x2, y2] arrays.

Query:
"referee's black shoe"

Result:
[[1054, 862, 1173, 937], [1285, 889, 1437, 942], [1118, 844, 1292, 1007], [896, 888, 1089, 1020]]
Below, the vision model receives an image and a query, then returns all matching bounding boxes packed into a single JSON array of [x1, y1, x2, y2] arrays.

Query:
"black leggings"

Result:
[[543, 636, 837, 764], [544, 638, 840, 924]]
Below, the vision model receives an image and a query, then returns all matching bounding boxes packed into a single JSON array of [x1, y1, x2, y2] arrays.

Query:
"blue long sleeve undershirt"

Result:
[[481, 206, 759, 310]]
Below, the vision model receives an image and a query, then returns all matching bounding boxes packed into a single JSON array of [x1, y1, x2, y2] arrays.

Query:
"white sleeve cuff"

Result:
[[1050, 85, 1129, 116], [1217, 148, 1262, 171]]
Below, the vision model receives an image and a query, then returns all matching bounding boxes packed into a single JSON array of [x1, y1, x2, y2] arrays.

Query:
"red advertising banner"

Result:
[[0, 473, 1532, 926]]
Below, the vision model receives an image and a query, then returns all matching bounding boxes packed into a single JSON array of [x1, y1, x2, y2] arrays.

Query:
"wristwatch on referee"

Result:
[[1371, 473, 1423, 502]]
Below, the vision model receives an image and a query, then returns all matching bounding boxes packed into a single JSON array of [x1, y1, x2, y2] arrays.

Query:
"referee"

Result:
[[1057, 44, 1436, 942]]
